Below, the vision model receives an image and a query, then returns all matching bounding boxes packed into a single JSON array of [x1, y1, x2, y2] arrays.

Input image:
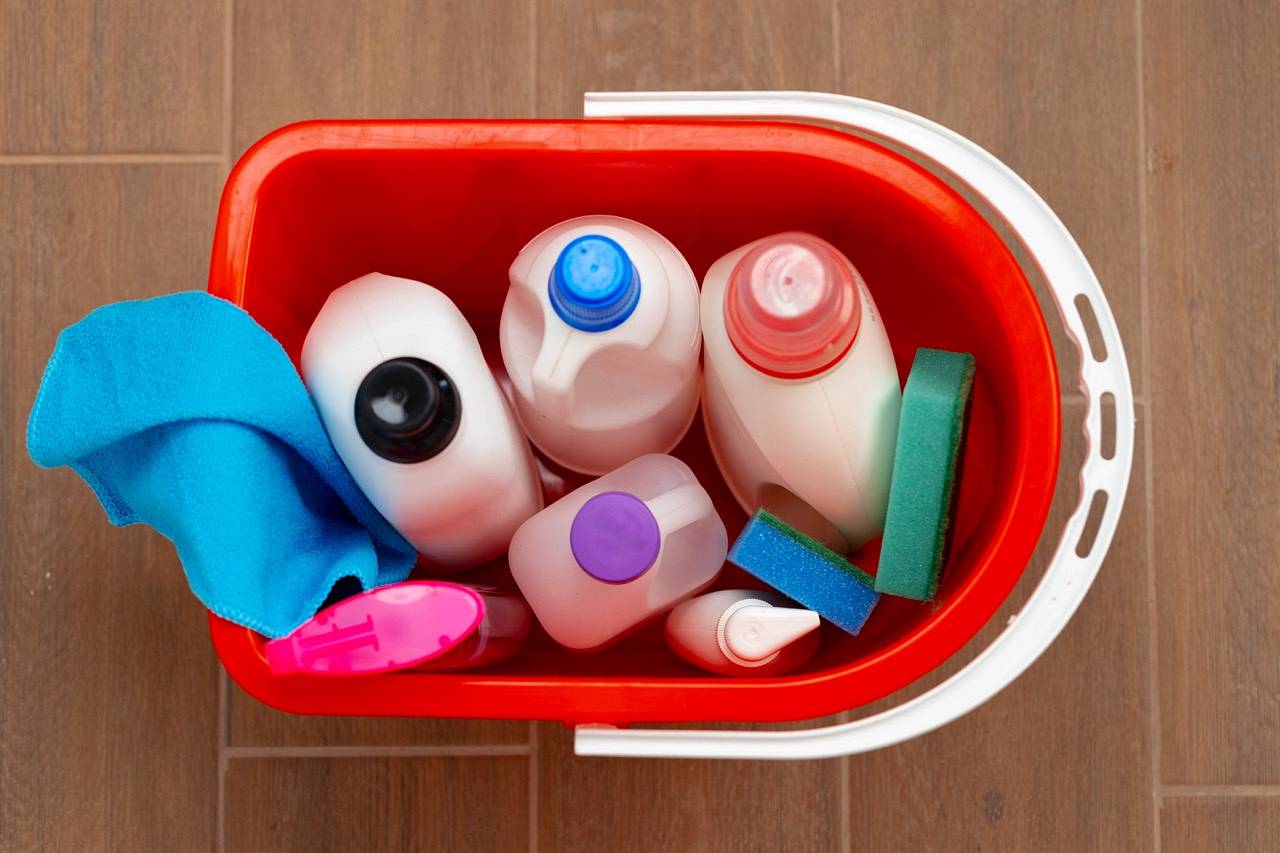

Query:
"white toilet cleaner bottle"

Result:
[[302, 273, 543, 573], [665, 589, 821, 677], [700, 232, 901, 551], [500, 216, 702, 475]]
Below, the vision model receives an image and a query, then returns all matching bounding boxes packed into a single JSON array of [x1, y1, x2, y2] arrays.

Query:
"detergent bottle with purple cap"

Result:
[[508, 454, 727, 651]]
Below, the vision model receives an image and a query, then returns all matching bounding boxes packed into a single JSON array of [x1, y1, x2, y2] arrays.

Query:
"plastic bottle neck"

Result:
[[548, 234, 641, 332], [724, 233, 863, 378]]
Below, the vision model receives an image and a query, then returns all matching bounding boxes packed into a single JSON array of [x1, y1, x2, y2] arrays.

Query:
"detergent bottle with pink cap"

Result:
[[700, 233, 901, 551]]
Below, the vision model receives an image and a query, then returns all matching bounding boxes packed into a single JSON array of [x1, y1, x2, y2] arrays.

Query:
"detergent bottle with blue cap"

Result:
[[500, 216, 702, 475]]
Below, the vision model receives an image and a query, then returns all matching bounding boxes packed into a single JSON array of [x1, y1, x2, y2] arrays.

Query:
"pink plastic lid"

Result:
[[724, 233, 863, 378], [264, 581, 485, 676]]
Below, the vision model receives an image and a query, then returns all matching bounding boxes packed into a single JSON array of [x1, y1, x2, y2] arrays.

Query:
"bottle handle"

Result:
[[645, 482, 714, 534], [530, 323, 586, 422]]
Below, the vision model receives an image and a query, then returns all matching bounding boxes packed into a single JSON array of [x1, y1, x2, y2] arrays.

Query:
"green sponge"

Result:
[[874, 348, 975, 601]]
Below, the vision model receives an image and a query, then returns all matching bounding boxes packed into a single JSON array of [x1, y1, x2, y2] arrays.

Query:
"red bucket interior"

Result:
[[207, 120, 1060, 724]]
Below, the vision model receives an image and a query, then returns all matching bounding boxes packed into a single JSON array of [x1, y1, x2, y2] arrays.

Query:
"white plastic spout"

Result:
[[721, 603, 820, 663]]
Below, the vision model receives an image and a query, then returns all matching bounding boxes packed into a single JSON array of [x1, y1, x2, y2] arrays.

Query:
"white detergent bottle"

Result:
[[507, 454, 726, 652], [302, 273, 543, 573], [500, 216, 702, 475], [665, 589, 821, 677], [701, 233, 901, 551]]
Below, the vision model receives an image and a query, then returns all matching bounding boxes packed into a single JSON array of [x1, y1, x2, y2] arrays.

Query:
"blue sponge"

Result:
[[728, 510, 879, 635]]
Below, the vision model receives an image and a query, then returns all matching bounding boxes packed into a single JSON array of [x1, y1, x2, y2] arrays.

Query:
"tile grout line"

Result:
[[528, 722, 539, 853], [217, 671, 228, 853], [1135, 1, 1161, 851], [218, 7, 233, 850], [223, 0, 234, 164], [0, 154, 224, 165], [1062, 394, 1149, 406], [830, 0, 841, 83], [1160, 786, 1280, 798], [223, 744, 533, 759], [1063, 395, 1090, 409], [840, 753, 851, 853], [528, 0, 538, 117]]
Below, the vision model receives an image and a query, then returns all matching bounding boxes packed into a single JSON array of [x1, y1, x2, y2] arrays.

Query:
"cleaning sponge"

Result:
[[875, 348, 975, 601], [728, 510, 879, 635]]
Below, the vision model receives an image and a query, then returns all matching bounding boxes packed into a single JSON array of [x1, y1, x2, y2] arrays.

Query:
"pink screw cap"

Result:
[[724, 232, 863, 378]]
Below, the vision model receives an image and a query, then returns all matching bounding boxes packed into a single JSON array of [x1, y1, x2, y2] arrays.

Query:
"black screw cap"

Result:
[[354, 358, 460, 463]]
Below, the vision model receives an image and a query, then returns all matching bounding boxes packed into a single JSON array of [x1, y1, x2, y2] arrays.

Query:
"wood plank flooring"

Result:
[[1, 1, 1275, 850]]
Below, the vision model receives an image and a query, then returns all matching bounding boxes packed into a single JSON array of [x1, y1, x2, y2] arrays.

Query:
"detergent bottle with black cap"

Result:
[[302, 272, 543, 572]]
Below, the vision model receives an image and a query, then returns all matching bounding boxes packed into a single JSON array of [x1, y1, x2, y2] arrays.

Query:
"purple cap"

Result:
[[570, 491, 661, 584]]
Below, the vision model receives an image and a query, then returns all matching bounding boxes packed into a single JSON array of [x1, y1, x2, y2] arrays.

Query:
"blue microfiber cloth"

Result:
[[728, 510, 879, 635], [26, 292, 417, 638]]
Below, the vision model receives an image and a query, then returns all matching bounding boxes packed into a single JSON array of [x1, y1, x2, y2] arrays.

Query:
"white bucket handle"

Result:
[[574, 91, 1135, 760]]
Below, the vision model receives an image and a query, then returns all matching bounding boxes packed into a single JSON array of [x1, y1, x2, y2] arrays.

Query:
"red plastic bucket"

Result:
[[208, 119, 1060, 725]]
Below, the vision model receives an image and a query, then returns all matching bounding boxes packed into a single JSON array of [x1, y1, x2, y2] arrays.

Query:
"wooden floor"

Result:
[[2, 1, 1277, 851]]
